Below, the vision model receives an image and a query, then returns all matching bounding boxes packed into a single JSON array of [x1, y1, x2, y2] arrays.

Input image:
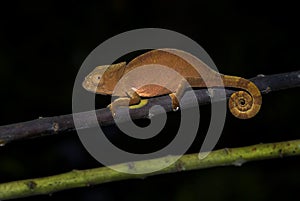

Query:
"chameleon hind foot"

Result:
[[169, 78, 192, 111], [169, 93, 180, 111]]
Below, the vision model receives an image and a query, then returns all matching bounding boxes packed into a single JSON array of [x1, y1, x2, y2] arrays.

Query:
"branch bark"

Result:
[[0, 139, 299, 200], [0, 70, 299, 145]]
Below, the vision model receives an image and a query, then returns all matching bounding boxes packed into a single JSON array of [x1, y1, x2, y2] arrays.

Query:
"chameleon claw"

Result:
[[173, 106, 179, 111]]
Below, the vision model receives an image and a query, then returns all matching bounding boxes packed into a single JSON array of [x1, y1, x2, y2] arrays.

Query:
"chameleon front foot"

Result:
[[108, 90, 142, 117], [107, 98, 131, 117]]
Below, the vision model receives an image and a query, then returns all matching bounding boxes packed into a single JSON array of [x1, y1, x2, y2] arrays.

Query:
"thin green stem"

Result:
[[0, 139, 299, 200]]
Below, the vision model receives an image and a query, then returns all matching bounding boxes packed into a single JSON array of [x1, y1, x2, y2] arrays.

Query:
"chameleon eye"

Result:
[[92, 75, 102, 84]]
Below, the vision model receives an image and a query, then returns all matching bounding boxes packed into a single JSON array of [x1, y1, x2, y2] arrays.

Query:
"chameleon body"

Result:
[[82, 49, 262, 119]]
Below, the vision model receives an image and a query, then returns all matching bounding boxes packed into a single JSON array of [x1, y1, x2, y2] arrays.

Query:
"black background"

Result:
[[0, 1, 299, 200]]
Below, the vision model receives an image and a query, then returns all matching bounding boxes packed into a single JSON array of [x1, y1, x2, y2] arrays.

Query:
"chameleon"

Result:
[[82, 48, 262, 119]]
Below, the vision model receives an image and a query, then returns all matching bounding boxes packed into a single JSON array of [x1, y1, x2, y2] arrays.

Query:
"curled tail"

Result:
[[223, 76, 262, 119]]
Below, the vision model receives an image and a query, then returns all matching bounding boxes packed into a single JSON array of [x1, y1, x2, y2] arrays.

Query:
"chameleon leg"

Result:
[[108, 89, 141, 116], [169, 76, 216, 111], [169, 77, 198, 111]]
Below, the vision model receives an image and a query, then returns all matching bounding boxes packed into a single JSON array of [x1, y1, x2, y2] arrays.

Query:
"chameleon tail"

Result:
[[223, 76, 262, 119]]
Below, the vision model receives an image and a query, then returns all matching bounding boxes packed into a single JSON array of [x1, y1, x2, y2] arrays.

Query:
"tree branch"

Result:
[[0, 139, 299, 200], [0, 70, 299, 145]]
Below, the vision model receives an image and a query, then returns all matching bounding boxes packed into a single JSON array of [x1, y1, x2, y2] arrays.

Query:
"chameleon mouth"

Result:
[[82, 79, 97, 93]]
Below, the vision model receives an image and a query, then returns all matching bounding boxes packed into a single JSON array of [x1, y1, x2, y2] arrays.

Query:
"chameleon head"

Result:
[[82, 62, 126, 95]]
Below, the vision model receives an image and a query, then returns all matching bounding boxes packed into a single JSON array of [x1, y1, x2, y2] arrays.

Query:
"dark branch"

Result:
[[0, 70, 299, 145]]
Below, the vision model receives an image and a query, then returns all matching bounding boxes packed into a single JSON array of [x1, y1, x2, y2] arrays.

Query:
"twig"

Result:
[[0, 139, 299, 200], [0, 70, 299, 145]]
